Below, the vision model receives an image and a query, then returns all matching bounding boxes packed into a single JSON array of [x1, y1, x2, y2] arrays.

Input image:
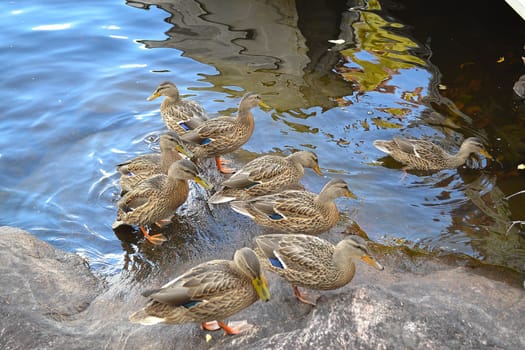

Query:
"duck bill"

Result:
[[258, 100, 272, 110], [252, 273, 271, 302], [313, 164, 323, 175], [480, 148, 493, 160], [146, 92, 161, 101], [345, 189, 358, 200], [361, 255, 384, 270], [194, 176, 213, 190], [176, 143, 194, 159]]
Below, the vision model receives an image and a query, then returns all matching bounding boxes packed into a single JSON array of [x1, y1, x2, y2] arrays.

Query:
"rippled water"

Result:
[[1, 0, 524, 276]]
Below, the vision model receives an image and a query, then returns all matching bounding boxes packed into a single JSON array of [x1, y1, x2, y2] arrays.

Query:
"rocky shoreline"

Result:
[[1, 226, 524, 349]]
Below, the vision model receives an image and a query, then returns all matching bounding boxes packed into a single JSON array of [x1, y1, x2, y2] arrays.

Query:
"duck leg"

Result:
[[215, 157, 236, 174], [201, 321, 221, 331], [139, 226, 167, 245], [217, 320, 252, 335], [293, 286, 319, 306]]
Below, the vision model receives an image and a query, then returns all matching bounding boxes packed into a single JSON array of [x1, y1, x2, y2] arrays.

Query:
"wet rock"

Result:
[[1, 226, 524, 350]]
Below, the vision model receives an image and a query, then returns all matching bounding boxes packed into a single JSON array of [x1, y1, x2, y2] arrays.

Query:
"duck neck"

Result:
[[332, 246, 357, 286], [287, 154, 306, 176], [448, 146, 473, 167], [160, 151, 181, 172]]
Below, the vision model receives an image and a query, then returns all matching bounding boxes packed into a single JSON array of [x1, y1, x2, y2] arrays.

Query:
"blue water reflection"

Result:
[[1, 0, 523, 276]]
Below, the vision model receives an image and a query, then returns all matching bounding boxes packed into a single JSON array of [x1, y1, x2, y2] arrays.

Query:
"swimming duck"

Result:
[[254, 234, 383, 305], [116, 131, 192, 195], [113, 159, 211, 245], [373, 136, 491, 171], [208, 151, 323, 204], [129, 247, 271, 335], [147, 81, 208, 134], [230, 178, 356, 235], [181, 92, 267, 173]]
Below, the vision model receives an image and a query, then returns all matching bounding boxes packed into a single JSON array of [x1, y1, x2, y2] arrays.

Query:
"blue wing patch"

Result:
[[182, 300, 201, 308], [269, 213, 283, 220], [179, 122, 191, 131], [200, 138, 212, 145], [269, 257, 284, 269]]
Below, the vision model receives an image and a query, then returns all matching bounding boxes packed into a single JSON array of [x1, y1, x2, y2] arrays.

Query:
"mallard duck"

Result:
[[116, 131, 192, 195], [147, 81, 208, 134], [181, 92, 267, 173], [373, 136, 491, 171], [254, 234, 383, 306], [112, 159, 211, 245], [230, 178, 356, 235], [129, 247, 271, 335], [208, 151, 323, 204]]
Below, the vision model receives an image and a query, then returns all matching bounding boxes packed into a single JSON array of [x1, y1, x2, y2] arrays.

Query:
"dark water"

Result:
[[1, 0, 524, 276]]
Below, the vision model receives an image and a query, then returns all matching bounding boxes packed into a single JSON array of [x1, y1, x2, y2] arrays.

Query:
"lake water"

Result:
[[1, 0, 524, 277]]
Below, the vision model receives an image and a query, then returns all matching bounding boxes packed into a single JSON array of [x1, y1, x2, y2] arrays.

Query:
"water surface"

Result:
[[1, 0, 524, 276]]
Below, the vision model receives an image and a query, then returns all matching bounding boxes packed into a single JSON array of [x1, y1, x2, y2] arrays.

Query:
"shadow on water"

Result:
[[1, 0, 524, 280], [127, 0, 525, 274]]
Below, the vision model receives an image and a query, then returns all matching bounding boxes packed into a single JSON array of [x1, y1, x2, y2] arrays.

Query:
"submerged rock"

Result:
[[0, 226, 524, 350]]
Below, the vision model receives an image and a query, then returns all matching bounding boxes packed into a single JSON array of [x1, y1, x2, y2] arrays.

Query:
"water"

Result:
[[1, 0, 524, 276]]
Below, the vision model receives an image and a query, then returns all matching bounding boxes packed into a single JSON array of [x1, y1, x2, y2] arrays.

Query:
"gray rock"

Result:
[[1, 226, 524, 350]]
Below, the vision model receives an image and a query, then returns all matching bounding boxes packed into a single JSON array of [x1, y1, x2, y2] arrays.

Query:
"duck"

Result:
[[181, 92, 267, 173], [373, 136, 491, 171], [254, 234, 383, 306], [147, 81, 208, 134], [129, 247, 271, 335], [208, 151, 323, 204], [230, 178, 356, 235], [116, 131, 193, 195], [112, 159, 211, 245]]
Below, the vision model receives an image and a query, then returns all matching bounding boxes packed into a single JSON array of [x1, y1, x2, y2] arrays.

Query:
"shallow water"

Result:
[[1, 0, 524, 276]]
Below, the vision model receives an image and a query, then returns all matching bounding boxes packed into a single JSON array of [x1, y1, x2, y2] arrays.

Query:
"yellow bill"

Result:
[[147, 92, 161, 101], [313, 164, 323, 175], [194, 175, 213, 190], [361, 255, 384, 270], [252, 273, 271, 302]]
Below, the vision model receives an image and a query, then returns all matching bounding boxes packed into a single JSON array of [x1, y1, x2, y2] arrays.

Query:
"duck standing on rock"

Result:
[[112, 159, 212, 245], [181, 92, 268, 174], [373, 136, 491, 171], [255, 234, 383, 306], [129, 247, 271, 335], [208, 150, 323, 204], [230, 178, 356, 235], [116, 131, 193, 195], [147, 81, 208, 134]]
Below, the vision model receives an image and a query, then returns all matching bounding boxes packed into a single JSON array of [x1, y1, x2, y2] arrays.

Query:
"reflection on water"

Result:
[[1, 0, 524, 277]]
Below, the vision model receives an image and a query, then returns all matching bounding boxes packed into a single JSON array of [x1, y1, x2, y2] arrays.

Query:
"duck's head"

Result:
[[337, 235, 384, 270], [147, 81, 179, 101], [234, 247, 271, 302], [460, 137, 492, 160], [160, 131, 193, 158], [238, 92, 270, 111], [319, 178, 357, 200], [168, 159, 212, 189], [291, 150, 323, 175]]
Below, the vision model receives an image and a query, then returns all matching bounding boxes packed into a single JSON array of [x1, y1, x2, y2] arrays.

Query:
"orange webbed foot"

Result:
[[215, 157, 236, 174], [140, 226, 167, 245], [293, 286, 319, 306]]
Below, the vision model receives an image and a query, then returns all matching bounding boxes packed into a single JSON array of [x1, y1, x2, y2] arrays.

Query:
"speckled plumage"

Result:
[[181, 92, 263, 159], [373, 137, 488, 170], [147, 81, 208, 134], [116, 132, 190, 194], [129, 247, 270, 332], [113, 159, 209, 229], [254, 234, 383, 304], [230, 178, 355, 235], [208, 151, 322, 204]]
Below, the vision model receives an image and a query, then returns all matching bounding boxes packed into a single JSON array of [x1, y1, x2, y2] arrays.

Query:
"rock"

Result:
[[0, 226, 524, 350]]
